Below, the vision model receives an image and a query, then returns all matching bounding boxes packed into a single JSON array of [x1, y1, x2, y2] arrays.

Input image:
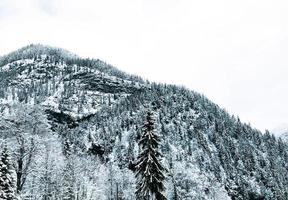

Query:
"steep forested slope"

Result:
[[0, 45, 287, 200]]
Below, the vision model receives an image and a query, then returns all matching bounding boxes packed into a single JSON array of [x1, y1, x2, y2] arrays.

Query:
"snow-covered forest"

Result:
[[0, 45, 288, 200]]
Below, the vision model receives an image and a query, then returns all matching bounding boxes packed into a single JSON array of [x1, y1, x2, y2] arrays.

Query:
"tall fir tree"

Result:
[[135, 110, 167, 200], [0, 145, 16, 200]]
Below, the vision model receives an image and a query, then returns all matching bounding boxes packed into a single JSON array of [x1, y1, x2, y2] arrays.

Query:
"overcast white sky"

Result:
[[0, 0, 288, 132]]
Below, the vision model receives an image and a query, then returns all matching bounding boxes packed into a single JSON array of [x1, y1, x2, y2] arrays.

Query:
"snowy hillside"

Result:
[[0, 45, 287, 200]]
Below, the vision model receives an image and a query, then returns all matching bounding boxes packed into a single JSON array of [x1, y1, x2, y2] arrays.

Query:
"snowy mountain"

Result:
[[0, 45, 287, 200], [281, 133, 288, 143], [272, 124, 288, 143]]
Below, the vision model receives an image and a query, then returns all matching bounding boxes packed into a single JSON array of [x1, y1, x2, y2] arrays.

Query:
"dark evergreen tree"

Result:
[[135, 110, 167, 200], [0, 146, 16, 200]]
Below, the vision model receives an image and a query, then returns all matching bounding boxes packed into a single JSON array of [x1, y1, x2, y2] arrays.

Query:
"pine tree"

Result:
[[135, 110, 167, 200], [0, 145, 16, 200]]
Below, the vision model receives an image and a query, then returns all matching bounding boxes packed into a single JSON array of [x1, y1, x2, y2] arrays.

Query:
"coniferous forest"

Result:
[[0, 44, 288, 200]]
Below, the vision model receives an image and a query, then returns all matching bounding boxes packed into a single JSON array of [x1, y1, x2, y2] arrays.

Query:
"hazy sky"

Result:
[[0, 0, 288, 132]]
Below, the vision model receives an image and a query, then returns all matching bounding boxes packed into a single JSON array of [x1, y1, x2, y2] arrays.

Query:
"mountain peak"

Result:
[[0, 44, 79, 67]]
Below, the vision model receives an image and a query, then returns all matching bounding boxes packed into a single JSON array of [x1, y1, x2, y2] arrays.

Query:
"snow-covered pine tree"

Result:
[[0, 145, 16, 200], [135, 110, 167, 200]]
